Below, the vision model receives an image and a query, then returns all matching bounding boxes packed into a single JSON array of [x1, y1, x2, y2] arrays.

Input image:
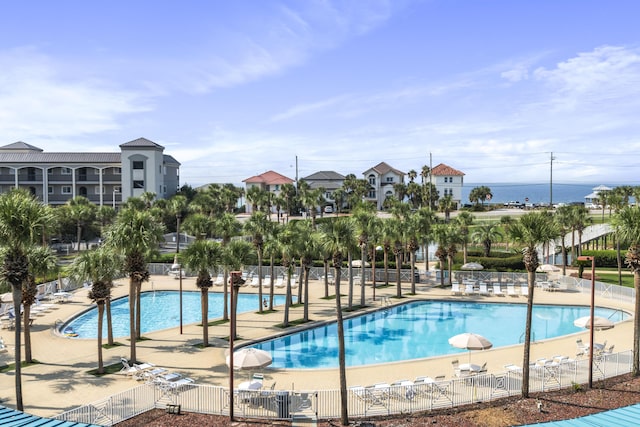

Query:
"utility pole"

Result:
[[429, 152, 433, 211]]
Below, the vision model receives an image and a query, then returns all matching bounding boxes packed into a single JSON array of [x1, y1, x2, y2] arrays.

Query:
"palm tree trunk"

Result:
[[395, 253, 402, 297], [269, 257, 275, 311], [257, 252, 263, 313], [97, 303, 104, 374], [23, 306, 32, 363], [12, 286, 23, 411], [521, 269, 535, 397], [323, 261, 329, 298], [384, 249, 389, 285], [106, 298, 114, 345], [223, 270, 229, 320], [360, 245, 367, 307], [410, 252, 416, 294], [334, 268, 349, 426], [129, 278, 137, 363], [135, 283, 142, 340], [202, 288, 209, 347], [634, 270, 640, 376], [347, 252, 353, 309], [303, 267, 310, 322], [283, 270, 291, 327]]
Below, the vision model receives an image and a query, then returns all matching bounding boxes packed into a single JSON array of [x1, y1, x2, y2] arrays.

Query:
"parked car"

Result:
[[324, 206, 334, 213]]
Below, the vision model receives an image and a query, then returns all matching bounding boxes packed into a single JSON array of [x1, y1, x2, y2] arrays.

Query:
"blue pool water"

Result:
[[65, 291, 289, 338], [252, 301, 628, 369]]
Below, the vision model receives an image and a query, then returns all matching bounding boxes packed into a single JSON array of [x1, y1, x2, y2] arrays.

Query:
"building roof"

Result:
[[302, 171, 346, 181], [365, 162, 405, 176], [0, 141, 44, 152], [0, 405, 101, 426], [431, 163, 465, 176], [0, 152, 122, 163], [119, 137, 164, 149], [243, 170, 294, 185]]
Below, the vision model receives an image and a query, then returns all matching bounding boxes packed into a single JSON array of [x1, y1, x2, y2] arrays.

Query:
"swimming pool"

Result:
[[251, 301, 629, 369], [64, 291, 289, 338]]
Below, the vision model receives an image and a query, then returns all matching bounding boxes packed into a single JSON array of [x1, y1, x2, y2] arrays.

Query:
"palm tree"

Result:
[[66, 196, 97, 251], [612, 206, 640, 375], [68, 247, 121, 374], [320, 217, 356, 426], [244, 211, 271, 313], [508, 212, 555, 397], [554, 206, 574, 274], [405, 212, 422, 294], [277, 221, 299, 327], [214, 213, 241, 320], [221, 239, 253, 339], [471, 223, 503, 257], [352, 203, 376, 306], [439, 194, 455, 222], [455, 212, 474, 264], [182, 239, 222, 347], [23, 246, 57, 363], [0, 189, 52, 410], [500, 216, 514, 251], [104, 208, 164, 363]]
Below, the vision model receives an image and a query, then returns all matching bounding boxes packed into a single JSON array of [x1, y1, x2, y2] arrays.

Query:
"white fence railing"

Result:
[[55, 351, 633, 425]]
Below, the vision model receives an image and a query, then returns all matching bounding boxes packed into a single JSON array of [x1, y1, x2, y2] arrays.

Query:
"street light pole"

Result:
[[177, 213, 183, 335], [578, 255, 596, 388], [229, 270, 242, 422]]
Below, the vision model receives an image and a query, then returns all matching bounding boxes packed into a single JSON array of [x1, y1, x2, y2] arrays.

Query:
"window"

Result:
[[133, 161, 144, 170], [62, 186, 72, 194], [113, 167, 121, 175], [48, 186, 53, 194], [61, 168, 72, 175], [368, 190, 376, 198], [274, 185, 280, 191], [95, 186, 105, 194], [386, 177, 394, 183], [368, 175, 376, 185], [47, 169, 53, 175], [94, 169, 101, 175], [133, 180, 145, 189]]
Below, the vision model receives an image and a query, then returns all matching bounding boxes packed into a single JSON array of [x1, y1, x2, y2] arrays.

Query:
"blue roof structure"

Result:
[[0, 406, 101, 426], [521, 403, 640, 426]]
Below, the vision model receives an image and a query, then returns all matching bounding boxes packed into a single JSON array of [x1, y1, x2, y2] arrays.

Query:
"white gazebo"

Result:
[[584, 185, 612, 206]]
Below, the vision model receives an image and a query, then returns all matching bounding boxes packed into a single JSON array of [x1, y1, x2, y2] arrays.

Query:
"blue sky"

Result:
[[2, 0, 639, 187]]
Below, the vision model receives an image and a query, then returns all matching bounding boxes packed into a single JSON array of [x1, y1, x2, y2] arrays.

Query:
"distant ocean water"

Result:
[[462, 183, 622, 205]]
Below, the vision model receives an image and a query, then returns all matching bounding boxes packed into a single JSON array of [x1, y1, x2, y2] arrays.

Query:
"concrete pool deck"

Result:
[[0, 273, 634, 418]]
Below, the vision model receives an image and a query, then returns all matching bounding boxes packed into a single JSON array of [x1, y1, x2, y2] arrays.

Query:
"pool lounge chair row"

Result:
[[350, 375, 449, 402], [451, 282, 529, 297], [119, 358, 195, 391]]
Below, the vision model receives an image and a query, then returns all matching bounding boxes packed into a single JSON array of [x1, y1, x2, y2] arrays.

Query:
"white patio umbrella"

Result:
[[461, 262, 484, 271], [351, 259, 370, 268], [536, 264, 560, 273], [225, 348, 273, 370], [574, 316, 615, 331], [448, 332, 493, 363]]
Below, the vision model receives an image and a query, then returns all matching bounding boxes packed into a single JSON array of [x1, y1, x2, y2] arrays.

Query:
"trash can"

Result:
[[275, 391, 290, 419]]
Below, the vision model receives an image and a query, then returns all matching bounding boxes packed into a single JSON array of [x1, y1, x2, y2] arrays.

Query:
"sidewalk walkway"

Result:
[[0, 274, 634, 418]]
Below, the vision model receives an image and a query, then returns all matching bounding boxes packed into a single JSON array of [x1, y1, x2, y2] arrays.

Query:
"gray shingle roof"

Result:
[[302, 171, 346, 181], [0, 141, 44, 151], [0, 152, 121, 163], [120, 137, 164, 149]]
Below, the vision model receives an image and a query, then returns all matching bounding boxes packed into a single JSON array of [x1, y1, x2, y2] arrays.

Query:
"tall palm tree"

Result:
[[244, 211, 271, 313], [405, 212, 422, 294], [104, 208, 164, 363], [508, 212, 555, 397], [415, 207, 436, 272], [68, 247, 121, 374], [352, 203, 376, 306], [439, 195, 455, 222], [221, 239, 253, 339], [214, 213, 241, 320], [612, 206, 640, 375], [182, 239, 222, 347], [554, 206, 573, 275], [320, 217, 356, 426], [471, 223, 503, 257], [499, 215, 515, 251], [66, 196, 97, 251], [0, 189, 51, 411], [23, 246, 57, 363], [278, 222, 299, 327], [455, 212, 474, 264]]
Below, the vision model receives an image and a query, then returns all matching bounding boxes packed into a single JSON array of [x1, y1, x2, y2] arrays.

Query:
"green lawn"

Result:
[[595, 271, 634, 288]]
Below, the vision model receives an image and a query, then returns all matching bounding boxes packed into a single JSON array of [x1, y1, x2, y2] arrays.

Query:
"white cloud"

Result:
[[0, 47, 151, 143]]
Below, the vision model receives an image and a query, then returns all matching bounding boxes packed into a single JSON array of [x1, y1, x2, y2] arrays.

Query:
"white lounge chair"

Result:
[[274, 276, 285, 288], [492, 284, 505, 296], [0, 336, 7, 353], [249, 275, 260, 287], [507, 284, 518, 297], [451, 282, 462, 295], [478, 283, 489, 296], [213, 274, 224, 286], [520, 284, 529, 297]]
